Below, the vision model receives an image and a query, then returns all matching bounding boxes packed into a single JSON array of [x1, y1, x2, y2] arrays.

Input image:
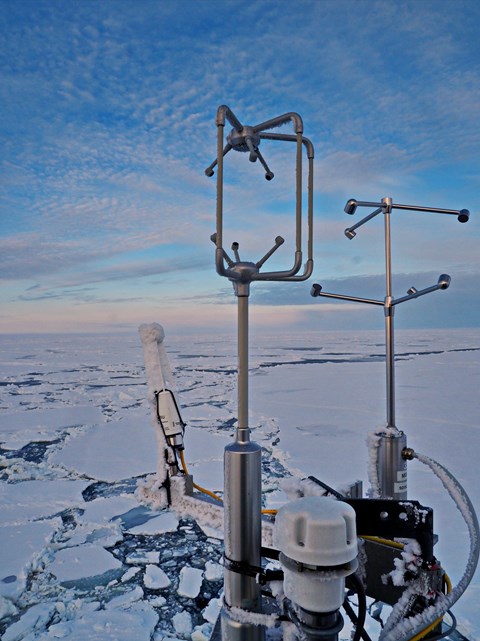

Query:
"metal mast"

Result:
[[205, 105, 314, 641]]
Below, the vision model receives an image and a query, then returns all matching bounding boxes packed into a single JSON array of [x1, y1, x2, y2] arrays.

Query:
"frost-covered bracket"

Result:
[[311, 196, 470, 501]]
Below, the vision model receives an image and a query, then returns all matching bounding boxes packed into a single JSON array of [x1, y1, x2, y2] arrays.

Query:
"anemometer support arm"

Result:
[[344, 199, 469, 239], [311, 273, 452, 309]]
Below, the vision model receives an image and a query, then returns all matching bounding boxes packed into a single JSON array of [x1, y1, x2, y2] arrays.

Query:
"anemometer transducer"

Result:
[[311, 197, 470, 501]]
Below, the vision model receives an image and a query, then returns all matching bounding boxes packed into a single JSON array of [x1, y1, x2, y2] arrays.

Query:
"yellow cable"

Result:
[[178, 450, 223, 503], [407, 616, 443, 641], [178, 449, 277, 514], [360, 535, 405, 550], [360, 536, 454, 641], [444, 572, 452, 594]]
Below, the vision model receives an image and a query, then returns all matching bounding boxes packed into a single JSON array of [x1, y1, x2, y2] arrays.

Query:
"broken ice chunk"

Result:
[[173, 609, 193, 635], [177, 566, 203, 598], [144, 565, 170, 590]]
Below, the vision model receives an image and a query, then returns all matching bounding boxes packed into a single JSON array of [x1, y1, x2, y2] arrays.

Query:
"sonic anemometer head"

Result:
[[206, 105, 314, 286]]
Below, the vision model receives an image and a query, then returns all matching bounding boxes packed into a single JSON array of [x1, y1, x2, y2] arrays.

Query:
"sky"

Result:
[[1, 0, 479, 335]]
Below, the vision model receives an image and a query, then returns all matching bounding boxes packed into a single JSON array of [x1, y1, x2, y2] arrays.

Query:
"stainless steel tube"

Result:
[[237, 295, 249, 443], [222, 440, 263, 640], [383, 199, 396, 429], [221, 293, 264, 640], [377, 431, 408, 499]]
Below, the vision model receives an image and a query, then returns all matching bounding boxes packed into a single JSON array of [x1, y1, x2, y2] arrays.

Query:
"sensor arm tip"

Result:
[[311, 283, 322, 297], [345, 199, 357, 215], [437, 273, 451, 290], [392, 274, 452, 305]]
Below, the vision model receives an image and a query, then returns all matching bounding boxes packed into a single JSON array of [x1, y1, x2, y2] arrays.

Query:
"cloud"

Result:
[[1, 0, 479, 333], [247, 270, 480, 328]]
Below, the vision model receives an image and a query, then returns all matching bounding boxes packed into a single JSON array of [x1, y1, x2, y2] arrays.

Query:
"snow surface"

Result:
[[0, 328, 479, 640]]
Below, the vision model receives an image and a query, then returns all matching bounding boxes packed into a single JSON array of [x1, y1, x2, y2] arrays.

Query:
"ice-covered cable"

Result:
[[413, 452, 479, 604], [379, 451, 479, 641]]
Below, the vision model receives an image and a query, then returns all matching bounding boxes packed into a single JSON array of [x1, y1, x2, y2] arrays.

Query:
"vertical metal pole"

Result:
[[216, 123, 225, 250], [383, 198, 395, 429], [378, 198, 407, 500], [237, 294, 249, 443], [222, 290, 264, 641]]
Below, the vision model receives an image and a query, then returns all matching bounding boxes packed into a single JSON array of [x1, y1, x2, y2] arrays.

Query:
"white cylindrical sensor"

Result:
[[274, 497, 358, 613]]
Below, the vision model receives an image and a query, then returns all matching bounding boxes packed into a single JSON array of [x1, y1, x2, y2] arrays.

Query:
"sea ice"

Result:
[[127, 509, 179, 535], [121, 566, 141, 582], [1, 478, 90, 524], [192, 623, 214, 641], [0, 521, 60, 597], [202, 597, 222, 623], [0, 406, 103, 450], [79, 495, 140, 525], [126, 550, 160, 565], [63, 521, 123, 548], [172, 609, 193, 635], [0, 595, 18, 619], [35, 604, 158, 641], [204, 560, 223, 582], [177, 566, 204, 598], [48, 412, 158, 482], [47, 543, 123, 587], [105, 585, 144, 608], [143, 564, 171, 589], [2, 602, 56, 641]]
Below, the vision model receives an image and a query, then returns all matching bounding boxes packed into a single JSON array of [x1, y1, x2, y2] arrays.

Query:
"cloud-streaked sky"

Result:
[[1, 0, 479, 334]]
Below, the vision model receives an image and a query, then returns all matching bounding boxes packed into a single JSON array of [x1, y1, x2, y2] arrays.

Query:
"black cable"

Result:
[[421, 610, 457, 641], [343, 574, 370, 641], [343, 599, 374, 641]]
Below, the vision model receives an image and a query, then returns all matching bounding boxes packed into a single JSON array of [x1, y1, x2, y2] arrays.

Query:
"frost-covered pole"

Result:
[[205, 105, 314, 641]]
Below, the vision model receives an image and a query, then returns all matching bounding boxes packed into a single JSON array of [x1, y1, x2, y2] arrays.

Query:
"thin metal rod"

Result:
[[307, 154, 314, 262], [313, 290, 383, 306], [295, 131, 302, 253], [347, 207, 383, 234], [215, 122, 226, 276], [383, 202, 395, 428], [217, 104, 244, 131], [393, 203, 465, 215], [252, 111, 303, 134], [392, 282, 442, 306], [237, 295, 249, 443]]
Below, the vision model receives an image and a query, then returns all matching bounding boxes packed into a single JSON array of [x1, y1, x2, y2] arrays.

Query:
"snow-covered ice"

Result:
[[144, 565, 171, 590], [178, 567, 204, 598], [0, 328, 479, 640]]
